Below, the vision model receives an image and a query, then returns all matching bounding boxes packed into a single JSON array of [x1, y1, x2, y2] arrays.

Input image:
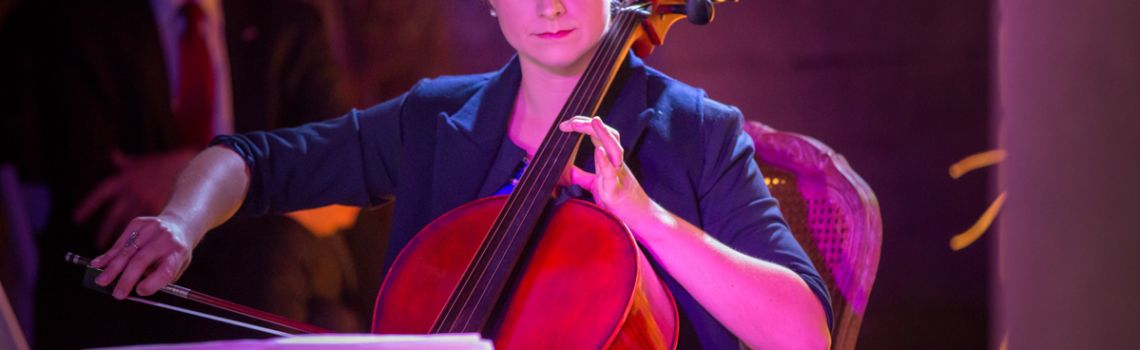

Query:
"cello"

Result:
[[372, 1, 731, 348]]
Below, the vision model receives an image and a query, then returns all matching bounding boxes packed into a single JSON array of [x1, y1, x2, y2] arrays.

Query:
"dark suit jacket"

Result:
[[218, 55, 833, 349], [0, 0, 349, 347], [2, 0, 345, 211]]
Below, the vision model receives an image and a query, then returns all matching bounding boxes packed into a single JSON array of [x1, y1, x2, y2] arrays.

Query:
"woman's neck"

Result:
[[508, 61, 586, 157]]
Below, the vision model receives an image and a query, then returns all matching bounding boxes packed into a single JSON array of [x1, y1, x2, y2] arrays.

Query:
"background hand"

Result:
[[90, 215, 195, 299], [74, 149, 196, 248]]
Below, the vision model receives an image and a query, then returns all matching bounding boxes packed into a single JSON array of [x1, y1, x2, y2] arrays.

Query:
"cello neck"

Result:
[[430, 4, 651, 334]]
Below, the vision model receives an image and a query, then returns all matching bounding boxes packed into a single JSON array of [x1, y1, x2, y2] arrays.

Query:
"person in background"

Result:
[[0, 0, 360, 347]]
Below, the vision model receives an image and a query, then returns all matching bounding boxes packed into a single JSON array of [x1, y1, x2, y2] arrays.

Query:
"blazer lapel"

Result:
[[582, 54, 659, 173], [428, 54, 658, 212], [430, 58, 522, 215]]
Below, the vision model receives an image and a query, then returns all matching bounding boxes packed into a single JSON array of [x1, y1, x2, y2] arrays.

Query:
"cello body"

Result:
[[373, 196, 678, 349], [372, 2, 737, 348]]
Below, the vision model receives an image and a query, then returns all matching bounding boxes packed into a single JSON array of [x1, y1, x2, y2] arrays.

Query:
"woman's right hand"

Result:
[[90, 215, 197, 300]]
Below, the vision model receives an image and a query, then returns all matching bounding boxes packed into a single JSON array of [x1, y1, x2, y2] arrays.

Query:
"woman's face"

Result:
[[489, 0, 612, 76]]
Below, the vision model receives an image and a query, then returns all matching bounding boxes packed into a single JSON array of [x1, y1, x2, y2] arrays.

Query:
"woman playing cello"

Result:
[[92, 0, 832, 348]]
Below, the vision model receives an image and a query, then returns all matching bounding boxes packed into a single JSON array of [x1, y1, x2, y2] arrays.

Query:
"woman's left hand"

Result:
[[559, 116, 657, 231]]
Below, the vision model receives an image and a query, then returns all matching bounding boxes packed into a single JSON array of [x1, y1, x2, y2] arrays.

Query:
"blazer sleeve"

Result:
[[695, 101, 835, 329], [211, 92, 406, 216]]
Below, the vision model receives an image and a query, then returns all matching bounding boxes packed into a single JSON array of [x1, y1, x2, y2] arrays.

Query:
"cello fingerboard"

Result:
[[431, 3, 651, 335]]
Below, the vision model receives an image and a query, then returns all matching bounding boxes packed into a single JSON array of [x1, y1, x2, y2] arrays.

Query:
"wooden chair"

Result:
[[743, 121, 882, 350]]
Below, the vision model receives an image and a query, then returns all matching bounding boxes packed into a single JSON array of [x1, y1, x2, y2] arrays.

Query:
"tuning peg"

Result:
[[686, 0, 714, 25]]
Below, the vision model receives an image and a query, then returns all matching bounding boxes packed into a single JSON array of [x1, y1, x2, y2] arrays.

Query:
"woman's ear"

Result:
[[485, 0, 497, 17]]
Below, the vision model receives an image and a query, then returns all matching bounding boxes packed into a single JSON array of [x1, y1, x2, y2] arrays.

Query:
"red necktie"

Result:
[[175, 3, 215, 148]]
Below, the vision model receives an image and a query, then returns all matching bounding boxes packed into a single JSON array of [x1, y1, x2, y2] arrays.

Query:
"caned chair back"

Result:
[[743, 121, 882, 350]]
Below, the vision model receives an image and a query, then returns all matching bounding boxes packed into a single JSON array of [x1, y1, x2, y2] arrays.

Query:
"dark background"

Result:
[[0, 0, 994, 348]]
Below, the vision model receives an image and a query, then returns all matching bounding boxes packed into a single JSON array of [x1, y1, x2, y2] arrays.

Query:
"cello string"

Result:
[[447, 6, 642, 332], [492, 6, 644, 277], [442, 7, 642, 333], [435, 24, 617, 330], [438, 8, 637, 332], [438, 10, 637, 331], [447, 9, 641, 332]]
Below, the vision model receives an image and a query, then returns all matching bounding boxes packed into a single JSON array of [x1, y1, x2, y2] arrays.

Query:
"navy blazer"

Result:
[[217, 55, 832, 349]]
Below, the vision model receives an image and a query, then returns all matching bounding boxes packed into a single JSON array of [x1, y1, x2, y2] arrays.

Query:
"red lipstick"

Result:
[[537, 29, 574, 39]]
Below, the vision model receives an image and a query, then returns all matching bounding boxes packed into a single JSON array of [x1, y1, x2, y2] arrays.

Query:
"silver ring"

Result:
[[125, 231, 139, 248]]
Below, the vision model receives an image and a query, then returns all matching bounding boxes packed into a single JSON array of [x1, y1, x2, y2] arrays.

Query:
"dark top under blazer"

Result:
[[216, 55, 832, 349]]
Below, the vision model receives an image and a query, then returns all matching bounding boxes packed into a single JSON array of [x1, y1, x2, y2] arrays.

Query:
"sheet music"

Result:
[[88, 333, 494, 350]]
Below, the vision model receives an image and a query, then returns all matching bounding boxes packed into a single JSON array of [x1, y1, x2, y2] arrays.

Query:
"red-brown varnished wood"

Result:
[[608, 247, 679, 350], [373, 196, 677, 349]]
